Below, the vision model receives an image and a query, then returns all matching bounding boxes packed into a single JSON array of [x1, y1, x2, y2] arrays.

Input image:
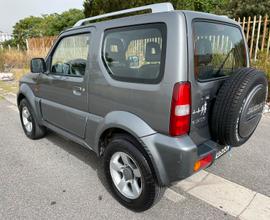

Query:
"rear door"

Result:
[[187, 19, 248, 145], [37, 30, 92, 138]]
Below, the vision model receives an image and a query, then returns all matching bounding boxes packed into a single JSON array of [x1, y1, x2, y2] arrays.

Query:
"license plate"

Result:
[[215, 145, 231, 159]]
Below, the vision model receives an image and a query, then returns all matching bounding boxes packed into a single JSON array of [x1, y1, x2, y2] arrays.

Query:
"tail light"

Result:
[[193, 154, 213, 172], [170, 82, 191, 136]]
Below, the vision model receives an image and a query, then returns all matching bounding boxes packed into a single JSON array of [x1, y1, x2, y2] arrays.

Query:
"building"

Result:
[[0, 31, 12, 43]]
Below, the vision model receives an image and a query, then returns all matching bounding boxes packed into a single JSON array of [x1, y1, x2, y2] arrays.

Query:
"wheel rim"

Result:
[[22, 106, 33, 133], [110, 152, 143, 200]]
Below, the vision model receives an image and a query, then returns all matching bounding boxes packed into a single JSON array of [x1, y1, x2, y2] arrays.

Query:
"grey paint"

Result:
[[141, 133, 198, 185], [17, 10, 249, 186]]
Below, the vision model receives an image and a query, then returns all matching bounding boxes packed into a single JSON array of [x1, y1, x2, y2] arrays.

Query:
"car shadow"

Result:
[[44, 131, 112, 195]]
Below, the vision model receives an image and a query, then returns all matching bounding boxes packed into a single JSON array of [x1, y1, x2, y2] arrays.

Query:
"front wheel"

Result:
[[103, 134, 164, 212], [19, 99, 46, 139]]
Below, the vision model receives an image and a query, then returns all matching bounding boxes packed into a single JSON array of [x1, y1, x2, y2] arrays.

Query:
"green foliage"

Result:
[[252, 51, 270, 100], [1, 39, 17, 48], [83, 0, 228, 17], [41, 9, 85, 36], [252, 51, 270, 79], [222, 0, 270, 18], [12, 16, 44, 48], [12, 9, 84, 49]]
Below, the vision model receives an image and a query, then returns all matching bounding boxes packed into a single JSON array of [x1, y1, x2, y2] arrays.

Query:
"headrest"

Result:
[[195, 38, 213, 65], [145, 42, 161, 62], [105, 38, 125, 63]]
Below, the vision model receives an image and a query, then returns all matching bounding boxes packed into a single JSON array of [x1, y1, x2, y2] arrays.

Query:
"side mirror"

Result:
[[31, 58, 47, 73]]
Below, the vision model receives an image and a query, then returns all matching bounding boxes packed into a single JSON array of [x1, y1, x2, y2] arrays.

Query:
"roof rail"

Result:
[[74, 2, 174, 27]]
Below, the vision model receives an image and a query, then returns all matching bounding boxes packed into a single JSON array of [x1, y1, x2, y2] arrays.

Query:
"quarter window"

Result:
[[51, 33, 90, 77], [102, 24, 166, 83]]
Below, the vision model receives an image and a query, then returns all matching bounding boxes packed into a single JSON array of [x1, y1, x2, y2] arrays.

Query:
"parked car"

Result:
[[17, 3, 268, 211]]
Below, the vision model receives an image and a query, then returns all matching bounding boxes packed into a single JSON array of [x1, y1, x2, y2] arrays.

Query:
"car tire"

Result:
[[19, 98, 46, 139], [211, 68, 268, 146], [103, 134, 164, 212]]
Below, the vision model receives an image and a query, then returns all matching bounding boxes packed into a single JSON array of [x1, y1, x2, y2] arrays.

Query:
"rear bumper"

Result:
[[141, 133, 222, 186]]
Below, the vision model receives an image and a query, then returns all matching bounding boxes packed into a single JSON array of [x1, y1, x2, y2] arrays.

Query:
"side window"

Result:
[[102, 23, 166, 84], [193, 22, 247, 81], [51, 33, 90, 77]]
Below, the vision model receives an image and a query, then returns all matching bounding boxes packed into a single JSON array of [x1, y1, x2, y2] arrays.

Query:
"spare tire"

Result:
[[211, 68, 268, 146]]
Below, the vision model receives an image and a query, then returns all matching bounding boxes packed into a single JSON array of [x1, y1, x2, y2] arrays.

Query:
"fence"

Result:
[[235, 16, 269, 61]]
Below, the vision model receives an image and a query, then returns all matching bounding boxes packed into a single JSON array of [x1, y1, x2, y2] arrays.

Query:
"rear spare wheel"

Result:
[[211, 68, 268, 146]]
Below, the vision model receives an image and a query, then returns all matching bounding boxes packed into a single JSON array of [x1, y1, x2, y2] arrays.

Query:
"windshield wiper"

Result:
[[215, 48, 234, 76]]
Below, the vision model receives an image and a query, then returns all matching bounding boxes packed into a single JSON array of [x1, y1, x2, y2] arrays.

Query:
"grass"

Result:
[[0, 69, 29, 95], [251, 51, 270, 101], [0, 48, 47, 96], [252, 52, 270, 78], [0, 81, 19, 94], [0, 49, 48, 72]]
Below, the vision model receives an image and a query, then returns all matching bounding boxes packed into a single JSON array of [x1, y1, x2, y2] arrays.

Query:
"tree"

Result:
[[12, 9, 85, 49], [42, 9, 85, 36], [221, 0, 270, 18], [83, 0, 228, 17], [12, 16, 44, 48]]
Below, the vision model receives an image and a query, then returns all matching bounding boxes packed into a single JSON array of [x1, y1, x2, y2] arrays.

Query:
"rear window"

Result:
[[102, 23, 166, 84], [193, 21, 247, 81]]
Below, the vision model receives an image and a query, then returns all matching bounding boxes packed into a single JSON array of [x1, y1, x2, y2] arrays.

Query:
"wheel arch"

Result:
[[17, 93, 26, 107], [94, 111, 165, 185], [17, 83, 42, 124], [98, 127, 164, 185]]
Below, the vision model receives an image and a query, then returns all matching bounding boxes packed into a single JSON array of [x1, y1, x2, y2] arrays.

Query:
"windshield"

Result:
[[193, 21, 247, 81]]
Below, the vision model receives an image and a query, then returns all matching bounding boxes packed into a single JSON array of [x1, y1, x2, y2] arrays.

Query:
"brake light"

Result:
[[170, 82, 191, 136]]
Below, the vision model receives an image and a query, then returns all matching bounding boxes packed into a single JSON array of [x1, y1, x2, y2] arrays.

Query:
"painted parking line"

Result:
[[175, 170, 270, 219]]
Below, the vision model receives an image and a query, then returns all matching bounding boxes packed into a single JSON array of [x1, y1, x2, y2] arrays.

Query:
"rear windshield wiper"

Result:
[[215, 48, 234, 76]]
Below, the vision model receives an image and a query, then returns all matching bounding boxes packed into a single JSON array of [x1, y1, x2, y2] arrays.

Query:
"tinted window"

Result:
[[193, 22, 247, 81], [51, 33, 90, 77], [102, 24, 166, 83]]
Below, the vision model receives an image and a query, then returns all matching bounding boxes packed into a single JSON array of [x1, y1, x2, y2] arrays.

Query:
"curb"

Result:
[[176, 170, 270, 219]]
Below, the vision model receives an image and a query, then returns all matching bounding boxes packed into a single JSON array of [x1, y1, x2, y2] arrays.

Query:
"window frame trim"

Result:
[[192, 19, 248, 83], [101, 22, 167, 84], [47, 31, 91, 78]]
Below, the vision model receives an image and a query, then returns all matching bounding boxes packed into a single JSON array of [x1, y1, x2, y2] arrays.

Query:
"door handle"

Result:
[[73, 86, 85, 96]]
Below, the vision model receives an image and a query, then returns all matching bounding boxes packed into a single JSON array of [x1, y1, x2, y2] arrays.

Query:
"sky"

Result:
[[0, 0, 84, 34]]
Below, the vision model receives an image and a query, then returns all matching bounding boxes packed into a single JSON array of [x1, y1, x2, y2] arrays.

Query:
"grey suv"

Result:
[[17, 3, 268, 211]]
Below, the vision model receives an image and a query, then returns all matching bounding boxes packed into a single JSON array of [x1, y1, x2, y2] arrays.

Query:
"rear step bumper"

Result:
[[141, 134, 228, 186]]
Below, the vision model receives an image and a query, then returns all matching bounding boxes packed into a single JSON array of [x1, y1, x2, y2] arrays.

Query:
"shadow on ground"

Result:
[[44, 131, 112, 195]]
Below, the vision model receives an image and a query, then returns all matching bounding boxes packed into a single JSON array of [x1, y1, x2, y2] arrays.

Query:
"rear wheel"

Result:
[[211, 68, 268, 146], [19, 99, 46, 139], [103, 134, 164, 212]]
